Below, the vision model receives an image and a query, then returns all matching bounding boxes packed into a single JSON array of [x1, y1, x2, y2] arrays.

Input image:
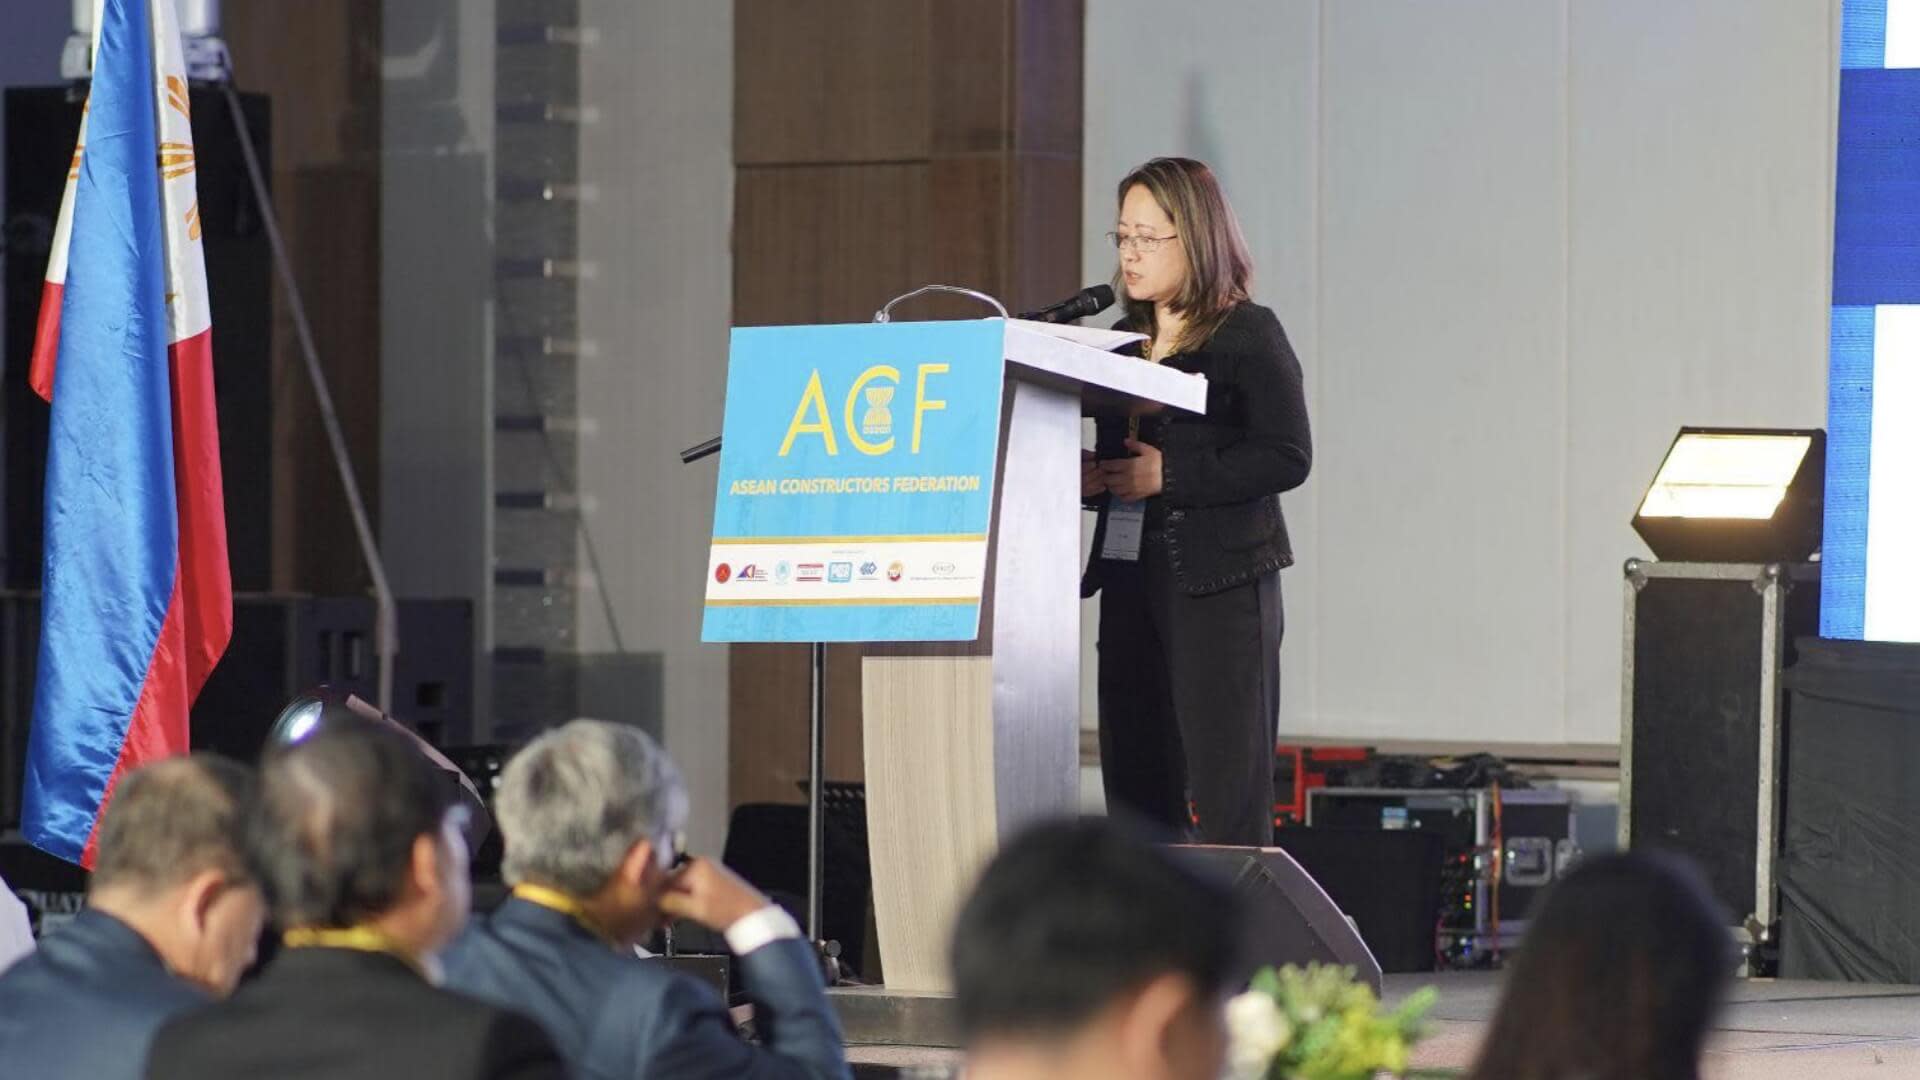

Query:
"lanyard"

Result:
[[281, 925, 425, 978], [511, 882, 620, 947]]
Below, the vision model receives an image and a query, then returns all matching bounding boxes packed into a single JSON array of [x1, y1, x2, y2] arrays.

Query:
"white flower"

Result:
[[1224, 991, 1293, 1080]]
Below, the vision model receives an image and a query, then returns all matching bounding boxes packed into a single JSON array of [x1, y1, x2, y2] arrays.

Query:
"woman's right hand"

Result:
[[1081, 450, 1105, 499]]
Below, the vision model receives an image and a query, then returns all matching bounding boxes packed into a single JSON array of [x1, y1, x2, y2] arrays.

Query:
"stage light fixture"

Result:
[[268, 685, 497, 849], [1631, 427, 1825, 563], [266, 685, 365, 747]]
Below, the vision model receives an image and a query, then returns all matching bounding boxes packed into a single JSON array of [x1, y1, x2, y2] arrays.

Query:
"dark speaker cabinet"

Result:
[[1169, 844, 1384, 994], [190, 594, 476, 759], [2, 592, 474, 828]]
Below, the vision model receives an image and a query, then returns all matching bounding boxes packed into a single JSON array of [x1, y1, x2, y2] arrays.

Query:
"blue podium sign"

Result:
[[702, 320, 1007, 642]]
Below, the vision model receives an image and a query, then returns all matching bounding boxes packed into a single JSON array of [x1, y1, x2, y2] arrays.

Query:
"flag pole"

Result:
[[216, 72, 398, 713]]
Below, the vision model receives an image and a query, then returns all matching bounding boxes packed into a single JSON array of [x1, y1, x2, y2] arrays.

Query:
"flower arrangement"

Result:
[[1224, 964, 1441, 1080]]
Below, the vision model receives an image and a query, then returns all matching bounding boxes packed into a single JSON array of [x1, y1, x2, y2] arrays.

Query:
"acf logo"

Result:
[[778, 363, 950, 457]]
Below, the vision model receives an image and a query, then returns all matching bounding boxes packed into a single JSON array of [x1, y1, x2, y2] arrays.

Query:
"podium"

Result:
[[702, 315, 1205, 992]]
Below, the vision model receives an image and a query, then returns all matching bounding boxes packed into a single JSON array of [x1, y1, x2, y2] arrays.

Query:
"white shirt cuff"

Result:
[[724, 904, 803, 956]]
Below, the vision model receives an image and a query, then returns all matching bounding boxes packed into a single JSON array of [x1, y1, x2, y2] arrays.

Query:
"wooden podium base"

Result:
[[861, 653, 1002, 992], [858, 375, 1088, 992]]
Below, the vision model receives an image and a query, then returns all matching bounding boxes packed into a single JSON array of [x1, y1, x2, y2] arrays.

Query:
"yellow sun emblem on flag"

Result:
[[165, 76, 191, 120], [159, 142, 195, 180]]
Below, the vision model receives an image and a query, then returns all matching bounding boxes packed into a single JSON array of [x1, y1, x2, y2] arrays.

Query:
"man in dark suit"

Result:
[[146, 721, 564, 1080], [443, 719, 850, 1079], [952, 817, 1243, 1080], [0, 754, 264, 1080]]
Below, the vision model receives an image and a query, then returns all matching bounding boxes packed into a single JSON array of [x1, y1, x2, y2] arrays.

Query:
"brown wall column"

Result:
[[730, 0, 1084, 808], [224, 2, 383, 596]]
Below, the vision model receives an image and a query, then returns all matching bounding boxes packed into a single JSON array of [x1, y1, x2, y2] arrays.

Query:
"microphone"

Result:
[[1014, 284, 1115, 324]]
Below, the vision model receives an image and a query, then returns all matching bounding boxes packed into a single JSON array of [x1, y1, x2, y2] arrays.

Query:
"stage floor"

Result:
[[1388, 971, 1920, 1077], [846, 972, 1920, 1078]]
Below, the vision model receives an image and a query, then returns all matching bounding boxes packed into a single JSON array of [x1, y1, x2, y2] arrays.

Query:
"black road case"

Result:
[[1620, 559, 1819, 947]]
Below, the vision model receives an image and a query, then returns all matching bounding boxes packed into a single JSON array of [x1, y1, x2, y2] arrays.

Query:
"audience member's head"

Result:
[[493, 719, 689, 943], [87, 754, 262, 996], [248, 720, 469, 960], [1466, 851, 1734, 1080], [950, 816, 1241, 1080]]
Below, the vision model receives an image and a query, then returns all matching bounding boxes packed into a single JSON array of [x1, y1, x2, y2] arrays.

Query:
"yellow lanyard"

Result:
[[511, 882, 619, 947], [282, 925, 425, 977]]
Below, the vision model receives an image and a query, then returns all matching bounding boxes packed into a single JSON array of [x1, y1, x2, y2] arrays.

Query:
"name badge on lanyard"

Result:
[[1100, 392, 1159, 563], [1100, 501, 1146, 562]]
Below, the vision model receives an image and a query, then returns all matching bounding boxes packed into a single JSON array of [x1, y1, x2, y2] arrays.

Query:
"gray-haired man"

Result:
[[441, 719, 850, 1080], [0, 755, 264, 1080]]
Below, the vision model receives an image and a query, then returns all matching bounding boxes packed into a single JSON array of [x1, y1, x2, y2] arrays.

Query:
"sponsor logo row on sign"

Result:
[[713, 558, 900, 585], [705, 541, 983, 604]]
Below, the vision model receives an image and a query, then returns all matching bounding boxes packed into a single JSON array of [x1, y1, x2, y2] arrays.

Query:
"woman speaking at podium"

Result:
[[1081, 157, 1312, 846]]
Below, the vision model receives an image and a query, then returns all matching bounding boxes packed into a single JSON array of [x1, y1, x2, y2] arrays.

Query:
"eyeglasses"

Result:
[[1105, 231, 1179, 254]]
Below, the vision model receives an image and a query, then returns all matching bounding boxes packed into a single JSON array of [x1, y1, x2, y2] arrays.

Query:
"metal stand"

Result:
[[219, 73, 397, 712], [681, 434, 828, 944], [807, 641, 825, 942]]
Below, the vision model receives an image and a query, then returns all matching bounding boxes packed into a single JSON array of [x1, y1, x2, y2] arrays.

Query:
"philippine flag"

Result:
[[23, 0, 232, 867]]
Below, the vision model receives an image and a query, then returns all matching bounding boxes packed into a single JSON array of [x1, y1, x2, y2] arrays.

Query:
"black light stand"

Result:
[[680, 435, 827, 946]]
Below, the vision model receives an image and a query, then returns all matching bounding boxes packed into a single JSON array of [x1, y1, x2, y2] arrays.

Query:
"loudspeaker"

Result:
[[1, 592, 370, 823], [4, 85, 271, 591], [391, 599, 476, 748], [722, 793, 873, 978], [0, 592, 39, 829], [1170, 844, 1384, 994], [1271, 827, 1447, 974], [1, 593, 474, 816], [189, 594, 377, 761], [192, 594, 476, 761]]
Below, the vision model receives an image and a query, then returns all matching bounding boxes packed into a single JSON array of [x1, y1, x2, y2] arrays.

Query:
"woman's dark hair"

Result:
[[1466, 851, 1735, 1080], [949, 815, 1241, 1045], [1113, 156, 1254, 353], [246, 720, 459, 929]]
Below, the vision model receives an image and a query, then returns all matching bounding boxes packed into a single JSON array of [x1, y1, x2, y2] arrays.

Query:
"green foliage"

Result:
[[1226, 964, 1441, 1080]]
